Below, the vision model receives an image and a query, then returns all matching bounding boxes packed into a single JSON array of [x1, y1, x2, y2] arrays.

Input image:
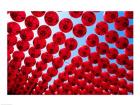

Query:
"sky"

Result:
[[8, 11, 133, 94], [45, 11, 133, 93]]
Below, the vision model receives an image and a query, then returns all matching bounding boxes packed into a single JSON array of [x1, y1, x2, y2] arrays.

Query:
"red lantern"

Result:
[[95, 21, 108, 35], [106, 48, 118, 59], [103, 11, 118, 23], [73, 24, 87, 37], [53, 32, 66, 45], [52, 57, 64, 69], [96, 42, 109, 54], [65, 38, 78, 50], [107, 63, 118, 74], [115, 37, 129, 49], [44, 11, 59, 26], [59, 48, 71, 60], [46, 42, 59, 54], [105, 30, 119, 43], [10, 11, 26, 22], [31, 11, 45, 17], [86, 34, 99, 47], [28, 47, 41, 58], [78, 45, 90, 57], [114, 16, 129, 31], [25, 15, 39, 30], [71, 56, 83, 67], [47, 67, 58, 77], [20, 28, 34, 41], [41, 52, 53, 63], [7, 22, 21, 35], [124, 11, 133, 19], [37, 25, 52, 39], [116, 54, 129, 65], [125, 25, 133, 38], [81, 12, 96, 26], [59, 18, 73, 33], [24, 56, 36, 67], [69, 11, 83, 18], [16, 40, 30, 51]]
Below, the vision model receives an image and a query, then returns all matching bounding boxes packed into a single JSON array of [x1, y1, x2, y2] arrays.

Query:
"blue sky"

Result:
[[44, 11, 133, 94]]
